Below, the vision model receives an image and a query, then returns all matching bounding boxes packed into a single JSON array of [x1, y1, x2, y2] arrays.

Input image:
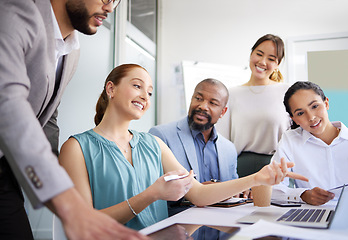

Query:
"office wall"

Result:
[[308, 50, 348, 125], [157, 0, 348, 124]]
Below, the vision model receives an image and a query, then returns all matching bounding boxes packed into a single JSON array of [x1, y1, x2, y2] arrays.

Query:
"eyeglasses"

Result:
[[101, 0, 121, 10]]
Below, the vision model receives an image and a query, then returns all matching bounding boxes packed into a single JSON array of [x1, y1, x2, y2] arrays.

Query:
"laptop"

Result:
[[237, 185, 347, 229]]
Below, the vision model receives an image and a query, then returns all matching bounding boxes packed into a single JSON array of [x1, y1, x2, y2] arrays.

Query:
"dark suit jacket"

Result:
[[0, 0, 79, 208], [149, 117, 238, 182]]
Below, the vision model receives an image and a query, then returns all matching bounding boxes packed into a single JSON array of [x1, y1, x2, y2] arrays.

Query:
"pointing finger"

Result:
[[286, 172, 309, 182]]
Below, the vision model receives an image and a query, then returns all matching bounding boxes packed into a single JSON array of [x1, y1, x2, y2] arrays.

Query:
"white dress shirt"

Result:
[[271, 121, 348, 202], [50, 6, 79, 72]]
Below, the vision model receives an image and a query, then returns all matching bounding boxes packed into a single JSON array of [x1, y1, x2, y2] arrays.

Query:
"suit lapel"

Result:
[[216, 135, 229, 181], [177, 118, 200, 180], [35, 0, 57, 113], [34, 0, 80, 124]]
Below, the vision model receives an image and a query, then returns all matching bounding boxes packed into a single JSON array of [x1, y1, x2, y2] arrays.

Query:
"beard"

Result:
[[188, 109, 213, 131], [66, 0, 95, 35]]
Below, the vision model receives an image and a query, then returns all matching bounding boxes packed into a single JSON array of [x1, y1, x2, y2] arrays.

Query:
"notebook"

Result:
[[237, 185, 347, 229]]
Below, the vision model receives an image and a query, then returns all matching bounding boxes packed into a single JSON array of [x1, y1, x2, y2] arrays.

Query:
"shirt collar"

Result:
[[299, 127, 313, 144], [333, 121, 348, 140], [51, 6, 79, 61], [300, 121, 348, 144], [191, 125, 218, 143]]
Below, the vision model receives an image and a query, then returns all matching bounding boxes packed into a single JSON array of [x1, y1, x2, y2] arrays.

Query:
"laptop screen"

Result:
[[329, 185, 347, 229]]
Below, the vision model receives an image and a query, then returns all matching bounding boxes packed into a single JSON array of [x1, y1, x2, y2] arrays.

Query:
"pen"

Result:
[[328, 184, 347, 191], [164, 173, 197, 182], [211, 179, 220, 183]]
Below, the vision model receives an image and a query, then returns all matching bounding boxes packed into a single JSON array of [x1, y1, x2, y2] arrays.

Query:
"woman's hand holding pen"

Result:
[[148, 170, 194, 202], [254, 158, 309, 186]]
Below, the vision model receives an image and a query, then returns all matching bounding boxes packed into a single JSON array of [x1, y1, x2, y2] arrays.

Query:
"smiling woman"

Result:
[[272, 81, 348, 206], [217, 34, 291, 178], [283, 81, 336, 144], [100, 64, 152, 121]]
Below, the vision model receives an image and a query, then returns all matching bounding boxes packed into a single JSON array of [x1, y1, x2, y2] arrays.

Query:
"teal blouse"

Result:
[[72, 129, 168, 230]]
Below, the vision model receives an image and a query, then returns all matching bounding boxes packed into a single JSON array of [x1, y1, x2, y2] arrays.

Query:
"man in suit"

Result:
[[149, 78, 238, 215], [0, 0, 145, 239]]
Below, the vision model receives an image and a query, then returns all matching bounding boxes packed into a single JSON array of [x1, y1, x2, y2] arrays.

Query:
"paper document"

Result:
[[219, 198, 246, 203], [235, 219, 346, 240], [327, 184, 347, 198]]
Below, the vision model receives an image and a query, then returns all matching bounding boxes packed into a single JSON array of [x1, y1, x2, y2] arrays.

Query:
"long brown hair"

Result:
[[251, 34, 285, 82], [94, 64, 148, 125]]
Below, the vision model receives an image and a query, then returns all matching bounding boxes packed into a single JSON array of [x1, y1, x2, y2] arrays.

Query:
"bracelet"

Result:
[[126, 199, 138, 216]]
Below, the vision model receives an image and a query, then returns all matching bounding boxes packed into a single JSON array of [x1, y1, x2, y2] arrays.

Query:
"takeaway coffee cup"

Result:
[[251, 185, 272, 207]]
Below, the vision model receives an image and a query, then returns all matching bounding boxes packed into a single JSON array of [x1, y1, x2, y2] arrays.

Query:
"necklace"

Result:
[[247, 79, 271, 94], [97, 127, 130, 153], [248, 85, 268, 94]]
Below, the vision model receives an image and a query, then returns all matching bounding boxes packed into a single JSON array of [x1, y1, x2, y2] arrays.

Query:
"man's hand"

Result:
[[301, 187, 335, 206], [47, 188, 148, 240]]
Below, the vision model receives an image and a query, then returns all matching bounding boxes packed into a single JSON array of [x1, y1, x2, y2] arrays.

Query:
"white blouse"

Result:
[[272, 121, 348, 202]]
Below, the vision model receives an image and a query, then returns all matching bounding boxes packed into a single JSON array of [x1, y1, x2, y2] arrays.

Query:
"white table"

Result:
[[140, 201, 348, 240]]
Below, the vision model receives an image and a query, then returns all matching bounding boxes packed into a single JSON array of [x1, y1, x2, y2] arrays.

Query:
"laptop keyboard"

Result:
[[277, 209, 332, 223]]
